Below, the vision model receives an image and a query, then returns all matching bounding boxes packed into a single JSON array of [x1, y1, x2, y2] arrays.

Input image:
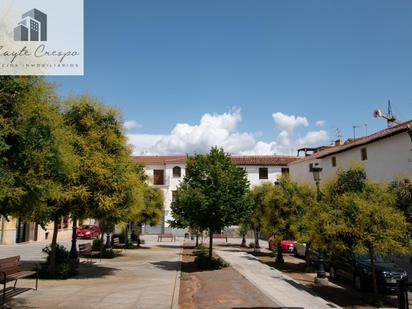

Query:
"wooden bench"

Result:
[[78, 243, 101, 263], [112, 237, 126, 250], [0, 256, 38, 304], [212, 233, 228, 242], [157, 233, 175, 242]]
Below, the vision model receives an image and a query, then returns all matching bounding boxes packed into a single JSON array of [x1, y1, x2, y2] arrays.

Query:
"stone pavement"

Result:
[[215, 245, 342, 309], [2, 237, 182, 309]]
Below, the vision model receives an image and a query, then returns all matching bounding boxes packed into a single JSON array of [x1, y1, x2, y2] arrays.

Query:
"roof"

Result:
[[289, 119, 412, 165], [132, 155, 298, 166]]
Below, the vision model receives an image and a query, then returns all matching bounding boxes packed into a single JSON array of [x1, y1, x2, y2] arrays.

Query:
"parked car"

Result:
[[76, 225, 101, 238], [294, 242, 307, 258], [268, 237, 296, 253], [329, 251, 408, 293], [280, 240, 296, 253]]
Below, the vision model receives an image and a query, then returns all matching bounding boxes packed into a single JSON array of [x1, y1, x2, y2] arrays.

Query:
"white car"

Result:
[[293, 242, 307, 258]]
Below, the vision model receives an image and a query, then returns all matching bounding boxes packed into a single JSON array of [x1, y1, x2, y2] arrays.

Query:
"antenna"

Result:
[[373, 101, 401, 127], [335, 128, 342, 139], [353, 125, 360, 139]]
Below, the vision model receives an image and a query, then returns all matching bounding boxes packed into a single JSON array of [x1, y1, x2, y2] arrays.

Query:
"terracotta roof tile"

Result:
[[132, 155, 299, 166]]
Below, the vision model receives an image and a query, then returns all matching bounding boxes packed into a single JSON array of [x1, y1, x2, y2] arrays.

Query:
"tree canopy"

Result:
[[171, 147, 250, 258]]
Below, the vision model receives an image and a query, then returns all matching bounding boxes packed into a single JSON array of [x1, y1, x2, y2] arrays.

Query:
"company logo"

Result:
[[0, 0, 83, 75], [14, 8, 47, 42]]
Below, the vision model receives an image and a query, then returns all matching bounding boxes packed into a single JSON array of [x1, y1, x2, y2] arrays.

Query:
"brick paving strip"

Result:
[[179, 244, 281, 309]]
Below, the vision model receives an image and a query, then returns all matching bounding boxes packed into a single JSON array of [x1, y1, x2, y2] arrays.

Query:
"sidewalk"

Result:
[[215, 245, 341, 309], [4, 238, 183, 309]]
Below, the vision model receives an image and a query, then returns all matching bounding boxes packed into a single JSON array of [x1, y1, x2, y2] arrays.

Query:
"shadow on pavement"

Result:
[[233, 307, 304, 309], [1, 287, 32, 308], [150, 260, 179, 271]]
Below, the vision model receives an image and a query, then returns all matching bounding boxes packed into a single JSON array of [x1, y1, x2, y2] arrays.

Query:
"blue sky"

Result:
[[50, 0, 412, 155]]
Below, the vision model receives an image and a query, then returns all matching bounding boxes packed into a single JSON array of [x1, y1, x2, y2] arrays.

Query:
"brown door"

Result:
[[153, 170, 164, 185]]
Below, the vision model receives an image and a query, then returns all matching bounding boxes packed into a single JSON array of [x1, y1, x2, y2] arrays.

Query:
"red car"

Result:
[[280, 240, 296, 253], [76, 225, 101, 238], [268, 237, 296, 253]]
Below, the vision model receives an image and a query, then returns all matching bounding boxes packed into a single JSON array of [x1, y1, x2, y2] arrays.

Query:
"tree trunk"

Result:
[[276, 240, 284, 263], [195, 233, 199, 247], [241, 233, 246, 247], [370, 248, 378, 294], [305, 242, 311, 269], [49, 219, 59, 276], [208, 228, 213, 259], [254, 228, 260, 250], [100, 223, 105, 253], [124, 222, 129, 246]]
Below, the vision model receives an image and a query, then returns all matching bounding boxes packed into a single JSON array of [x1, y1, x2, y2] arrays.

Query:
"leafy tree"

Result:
[[389, 178, 412, 235], [261, 176, 316, 263], [309, 166, 411, 294], [0, 77, 83, 276], [63, 96, 145, 250], [171, 147, 250, 258]]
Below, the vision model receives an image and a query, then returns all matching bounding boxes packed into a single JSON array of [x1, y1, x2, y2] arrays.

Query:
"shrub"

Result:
[[112, 233, 125, 243], [101, 249, 116, 259], [193, 245, 228, 270], [92, 238, 102, 251], [248, 242, 255, 248], [39, 244, 77, 279]]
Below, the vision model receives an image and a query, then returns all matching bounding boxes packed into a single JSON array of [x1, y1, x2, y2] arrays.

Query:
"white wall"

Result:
[[241, 165, 284, 187], [289, 132, 412, 186]]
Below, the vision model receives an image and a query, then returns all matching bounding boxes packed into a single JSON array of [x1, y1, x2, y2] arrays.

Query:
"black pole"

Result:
[[317, 250, 326, 279], [69, 218, 78, 261]]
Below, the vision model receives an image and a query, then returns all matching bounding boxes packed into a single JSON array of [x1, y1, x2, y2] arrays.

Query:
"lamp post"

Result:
[[311, 166, 328, 283], [69, 218, 79, 263]]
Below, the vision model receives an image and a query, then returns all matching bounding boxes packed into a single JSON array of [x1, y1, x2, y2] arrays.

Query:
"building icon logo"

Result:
[[14, 8, 47, 42]]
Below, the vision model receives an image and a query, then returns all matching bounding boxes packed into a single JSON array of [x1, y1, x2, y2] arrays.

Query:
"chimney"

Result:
[[334, 139, 344, 146]]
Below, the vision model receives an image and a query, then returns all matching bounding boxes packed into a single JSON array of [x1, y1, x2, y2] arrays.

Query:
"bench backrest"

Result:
[[160, 233, 173, 237], [0, 256, 22, 275], [112, 237, 120, 245], [78, 243, 92, 253]]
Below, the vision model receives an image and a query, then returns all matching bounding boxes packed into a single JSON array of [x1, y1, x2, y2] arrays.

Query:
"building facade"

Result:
[[133, 155, 297, 235], [289, 120, 412, 186]]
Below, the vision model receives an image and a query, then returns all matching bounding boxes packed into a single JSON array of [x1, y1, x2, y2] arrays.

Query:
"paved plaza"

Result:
[[0, 236, 346, 309], [2, 237, 182, 309]]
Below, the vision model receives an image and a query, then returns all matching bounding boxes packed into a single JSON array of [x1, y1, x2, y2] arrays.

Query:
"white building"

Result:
[[289, 120, 412, 186], [132, 155, 297, 234]]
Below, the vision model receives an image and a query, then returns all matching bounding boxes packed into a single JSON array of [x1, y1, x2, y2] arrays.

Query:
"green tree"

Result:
[[171, 147, 250, 258], [63, 96, 145, 250], [309, 166, 411, 294], [0, 77, 84, 276], [389, 178, 412, 235], [261, 176, 315, 263], [249, 183, 272, 249]]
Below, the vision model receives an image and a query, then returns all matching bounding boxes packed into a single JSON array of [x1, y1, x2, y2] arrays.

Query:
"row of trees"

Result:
[[170, 147, 411, 294], [245, 165, 411, 294], [0, 77, 163, 276]]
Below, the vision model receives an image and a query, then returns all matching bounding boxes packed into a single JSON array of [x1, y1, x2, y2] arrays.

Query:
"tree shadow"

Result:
[[0, 287, 33, 308], [232, 307, 304, 309], [150, 260, 180, 271], [155, 244, 184, 249], [251, 252, 398, 308]]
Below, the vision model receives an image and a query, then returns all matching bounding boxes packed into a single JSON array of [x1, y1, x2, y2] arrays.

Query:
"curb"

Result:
[[171, 245, 183, 309]]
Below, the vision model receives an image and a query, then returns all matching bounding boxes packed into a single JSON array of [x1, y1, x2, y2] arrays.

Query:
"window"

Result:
[[331, 156, 337, 167], [259, 167, 268, 179], [361, 148, 368, 161], [153, 169, 164, 185], [281, 168, 289, 175], [172, 166, 181, 178]]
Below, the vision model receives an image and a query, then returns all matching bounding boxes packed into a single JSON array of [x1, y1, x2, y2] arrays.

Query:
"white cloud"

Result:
[[124, 120, 142, 130], [272, 112, 309, 132], [315, 120, 325, 127], [128, 110, 329, 155]]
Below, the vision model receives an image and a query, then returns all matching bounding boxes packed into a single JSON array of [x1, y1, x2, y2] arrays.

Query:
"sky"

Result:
[[49, 0, 412, 155]]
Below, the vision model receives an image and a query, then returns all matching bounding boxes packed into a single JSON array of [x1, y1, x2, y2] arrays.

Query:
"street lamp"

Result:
[[69, 218, 79, 263], [311, 166, 328, 283]]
